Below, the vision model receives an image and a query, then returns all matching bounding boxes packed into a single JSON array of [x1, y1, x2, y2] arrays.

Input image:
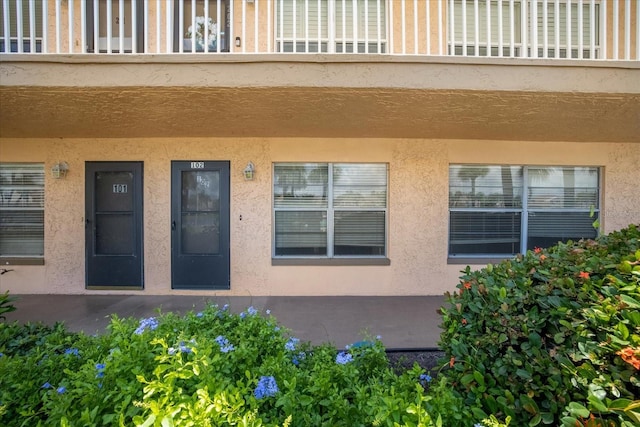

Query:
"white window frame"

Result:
[[449, 0, 601, 58], [0, 163, 45, 264], [448, 164, 601, 262], [272, 162, 389, 265], [275, 0, 388, 53]]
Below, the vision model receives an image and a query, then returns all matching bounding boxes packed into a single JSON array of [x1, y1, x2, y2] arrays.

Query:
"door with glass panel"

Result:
[[86, 0, 144, 53], [171, 161, 230, 290], [85, 162, 143, 289]]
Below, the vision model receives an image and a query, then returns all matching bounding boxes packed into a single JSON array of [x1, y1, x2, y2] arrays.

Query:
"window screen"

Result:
[[449, 165, 599, 258], [274, 163, 387, 257], [0, 163, 44, 258]]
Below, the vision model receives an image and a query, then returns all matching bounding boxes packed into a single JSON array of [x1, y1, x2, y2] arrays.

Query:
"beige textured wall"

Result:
[[0, 138, 638, 296]]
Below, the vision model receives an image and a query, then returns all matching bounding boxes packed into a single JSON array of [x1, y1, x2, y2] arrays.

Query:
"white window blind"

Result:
[[276, 0, 386, 53], [451, 0, 599, 57], [274, 163, 387, 257], [0, 163, 44, 258], [452, 0, 522, 56], [449, 165, 599, 257]]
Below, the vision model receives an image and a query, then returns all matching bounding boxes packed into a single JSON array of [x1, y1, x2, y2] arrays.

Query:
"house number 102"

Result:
[[191, 162, 205, 169]]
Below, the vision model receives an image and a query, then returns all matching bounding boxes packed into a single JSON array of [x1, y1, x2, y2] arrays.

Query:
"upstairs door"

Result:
[[85, 162, 143, 289], [171, 161, 230, 290]]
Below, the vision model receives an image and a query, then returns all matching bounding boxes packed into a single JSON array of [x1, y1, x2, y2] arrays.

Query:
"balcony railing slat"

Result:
[[0, 0, 637, 61]]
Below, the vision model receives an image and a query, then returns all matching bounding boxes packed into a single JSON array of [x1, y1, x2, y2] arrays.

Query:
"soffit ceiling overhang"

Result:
[[1, 54, 638, 142]]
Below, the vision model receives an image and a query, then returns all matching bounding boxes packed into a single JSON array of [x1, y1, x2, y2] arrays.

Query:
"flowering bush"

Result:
[[439, 224, 640, 426], [0, 304, 438, 426]]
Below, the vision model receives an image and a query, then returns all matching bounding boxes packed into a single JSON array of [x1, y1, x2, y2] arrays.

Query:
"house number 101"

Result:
[[191, 162, 205, 169]]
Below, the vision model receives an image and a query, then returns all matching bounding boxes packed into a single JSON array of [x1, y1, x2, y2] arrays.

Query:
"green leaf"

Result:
[[567, 402, 590, 418], [620, 295, 640, 309], [528, 413, 541, 426], [561, 417, 579, 427]]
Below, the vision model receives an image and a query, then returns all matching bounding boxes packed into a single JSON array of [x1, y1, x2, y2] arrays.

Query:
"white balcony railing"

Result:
[[1, 0, 638, 60]]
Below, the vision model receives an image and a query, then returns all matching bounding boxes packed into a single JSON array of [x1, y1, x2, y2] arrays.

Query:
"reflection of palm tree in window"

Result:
[[457, 166, 489, 207], [275, 165, 308, 199]]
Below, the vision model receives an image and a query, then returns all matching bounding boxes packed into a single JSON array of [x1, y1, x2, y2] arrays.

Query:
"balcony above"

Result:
[[1, 0, 638, 60], [1, 1, 639, 143]]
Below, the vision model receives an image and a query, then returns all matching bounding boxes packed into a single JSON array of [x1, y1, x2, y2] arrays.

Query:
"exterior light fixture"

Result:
[[243, 162, 255, 181], [51, 162, 69, 179]]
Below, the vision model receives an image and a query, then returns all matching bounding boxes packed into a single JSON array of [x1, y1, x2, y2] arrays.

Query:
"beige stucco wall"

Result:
[[1, 138, 638, 296]]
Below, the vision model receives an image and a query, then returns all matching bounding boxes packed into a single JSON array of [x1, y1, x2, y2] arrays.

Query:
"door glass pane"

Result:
[[182, 171, 220, 211], [96, 172, 133, 212], [97, 0, 134, 51], [95, 214, 134, 255], [181, 171, 220, 254], [334, 211, 385, 255], [181, 212, 220, 254], [275, 211, 327, 256]]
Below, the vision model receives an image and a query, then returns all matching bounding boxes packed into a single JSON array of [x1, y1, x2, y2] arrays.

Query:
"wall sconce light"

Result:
[[51, 162, 69, 179], [243, 162, 255, 181]]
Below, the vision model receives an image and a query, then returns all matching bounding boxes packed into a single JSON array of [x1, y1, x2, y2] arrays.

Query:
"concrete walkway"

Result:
[[3, 295, 446, 350]]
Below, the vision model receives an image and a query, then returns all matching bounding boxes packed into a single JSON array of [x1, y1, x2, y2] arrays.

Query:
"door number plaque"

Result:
[[112, 184, 128, 193]]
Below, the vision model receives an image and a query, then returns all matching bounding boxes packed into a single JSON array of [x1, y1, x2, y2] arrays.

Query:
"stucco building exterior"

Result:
[[1, 0, 639, 296]]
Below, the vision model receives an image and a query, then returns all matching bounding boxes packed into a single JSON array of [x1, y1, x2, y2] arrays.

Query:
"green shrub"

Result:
[[0, 291, 17, 320], [439, 224, 640, 426], [0, 304, 439, 426]]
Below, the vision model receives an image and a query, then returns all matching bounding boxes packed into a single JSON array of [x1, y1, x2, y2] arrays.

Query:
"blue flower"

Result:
[[419, 374, 432, 383], [57, 386, 66, 394], [240, 312, 246, 319], [274, 326, 280, 332], [95, 363, 106, 370], [0, 352, 3, 357], [247, 306, 258, 316], [134, 317, 158, 335], [254, 376, 279, 399], [64, 348, 80, 357], [292, 351, 306, 366], [96, 371, 105, 378], [178, 342, 193, 354], [168, 347, 177, 355], [196, 312, 203, 318], [214, 335, 235, 353], [266, 309, 271, 315], [285, 337, 299, 351], [42, 382, 52, 389], [474, 424, 484, 427], [222, 304, 229, 311], [336, 351, 353, 365]]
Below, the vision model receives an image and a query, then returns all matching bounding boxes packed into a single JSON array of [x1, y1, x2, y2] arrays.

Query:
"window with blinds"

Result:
[[449, 165, 599, 258], [0, 163, 44, 259], [274, 163, 387, 257], [276, 0, 387, 53], [0, 0, 43, 52], [450, 0, 600, 58]]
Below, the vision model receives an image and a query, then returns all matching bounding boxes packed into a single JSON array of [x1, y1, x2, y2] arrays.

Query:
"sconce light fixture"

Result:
[[243, 162, 255, 181], [51, 162, 69, 179]]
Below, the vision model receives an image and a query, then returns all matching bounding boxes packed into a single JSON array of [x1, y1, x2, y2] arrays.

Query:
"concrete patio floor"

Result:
[[3, 295, 446, 350]]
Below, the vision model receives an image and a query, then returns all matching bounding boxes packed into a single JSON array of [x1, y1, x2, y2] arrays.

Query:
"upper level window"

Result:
[[449, 165, 599, 259], [273, 163, 387, 259], [0, 0, 42, 52], [0, 163, 44, 262], [276, 0, 387, 53], [450, 0, 600, 58]]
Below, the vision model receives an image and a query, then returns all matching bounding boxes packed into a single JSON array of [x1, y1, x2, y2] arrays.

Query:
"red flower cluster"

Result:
[[617, 347, 640, 370]]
